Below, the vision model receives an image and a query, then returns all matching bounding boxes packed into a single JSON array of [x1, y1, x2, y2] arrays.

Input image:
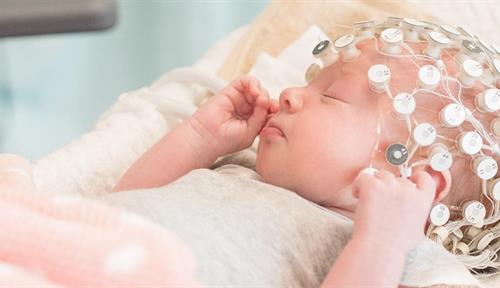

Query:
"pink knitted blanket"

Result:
[[0, 154, 198, 287]]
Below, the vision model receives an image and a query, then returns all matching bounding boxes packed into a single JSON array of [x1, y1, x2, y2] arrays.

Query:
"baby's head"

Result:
[[255, 19, 500, 224]]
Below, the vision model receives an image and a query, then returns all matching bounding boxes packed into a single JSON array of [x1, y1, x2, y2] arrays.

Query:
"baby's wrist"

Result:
[[350, 236, 409, 260], [185, 117, 224, 162], [351, 232, 412, 256]]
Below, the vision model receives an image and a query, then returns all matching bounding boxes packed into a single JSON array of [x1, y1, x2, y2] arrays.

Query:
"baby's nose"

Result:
[[279, 88, 303, 114]]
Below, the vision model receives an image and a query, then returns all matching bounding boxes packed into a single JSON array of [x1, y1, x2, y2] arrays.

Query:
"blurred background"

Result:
[[0, 0, 268, 160]]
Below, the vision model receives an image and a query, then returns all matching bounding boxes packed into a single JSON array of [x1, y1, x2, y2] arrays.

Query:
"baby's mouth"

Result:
[[261, 117, 286, 139]]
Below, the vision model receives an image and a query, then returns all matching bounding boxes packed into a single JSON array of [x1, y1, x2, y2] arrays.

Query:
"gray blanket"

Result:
[[96, 165, 482, 287]]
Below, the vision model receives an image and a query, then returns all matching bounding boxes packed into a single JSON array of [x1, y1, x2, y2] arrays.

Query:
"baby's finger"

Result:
[[249, 77, 261, 97], [221, 85, 253, 115], [256, 87, 271, 108], [231, 76, 260, 105], [247, 99, 269, 136], [269, 100, 280, 113], [351, 172, 377, 200], [242, 76, 262, 102], [409, 170, 436, 200]]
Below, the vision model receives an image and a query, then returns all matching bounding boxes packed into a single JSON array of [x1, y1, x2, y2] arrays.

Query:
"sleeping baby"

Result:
[[110, 19, 499, 286]]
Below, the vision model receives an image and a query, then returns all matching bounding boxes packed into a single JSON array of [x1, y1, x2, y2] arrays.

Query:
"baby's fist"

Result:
[[191, 76, 272, 157], [351, 169, 436, 253]]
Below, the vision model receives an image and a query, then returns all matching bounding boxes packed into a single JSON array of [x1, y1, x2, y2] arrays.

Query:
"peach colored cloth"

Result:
[[0, 155, 198, 287]]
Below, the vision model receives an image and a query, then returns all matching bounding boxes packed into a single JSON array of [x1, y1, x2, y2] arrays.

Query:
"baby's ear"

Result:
[[424, 165, 452, 203]]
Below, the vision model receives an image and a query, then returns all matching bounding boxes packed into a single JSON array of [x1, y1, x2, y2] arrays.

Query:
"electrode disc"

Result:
[[334, 34, 355, 49], [476, 89, 500, 112], [489, 179, 500, 201], [462, 39, 483, 55], [305, 63, 321, 83], [403, 18, 422, 28], [440, 103, 466, 127], [381, 28, 403, 44], [429, 203, 450, 226], [493, 59, 500, 74], [492, 118, 500, 137], [386, 143, 409, 166], [413, 123, 437, 146], [472, 156, 498, 180], [463, 201, 486, 224], [462, 59, 483, 78], [428, 31, 450, 45], [313, 40, 331, 56], [458, 131, 483, 155], [368, 64, 391, 86], [429, 150, 453, 172], [392, 93, 416, 116], [439, 25, 460, 38], [385, 17, 402, 27], [354, 20, 375, 30], [418, 65, 441, 87]]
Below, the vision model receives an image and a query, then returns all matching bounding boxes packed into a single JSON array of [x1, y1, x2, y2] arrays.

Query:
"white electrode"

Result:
[[334, 34, 361, 62], [475, 89, 500, 113], [413, 122, 437, 146], [424, 31, 450, 59], [462, 200, 487, 224], [428, 143, 453, 171], [439, 103, 466, 127], [457, 59, 483, 88], [380, 28, 403, 55], [488, 178, 500, 201], [402, 18, 423, 42], [418, 64, 441, 90], [392, 92, 416, 117], [367, 64, 391, 93], [471, 155, 498, 180], [457, 131, 483, 155], [429, 203, 450, 226], [312, 40, 338, 67], [491, 118, 500, 137]]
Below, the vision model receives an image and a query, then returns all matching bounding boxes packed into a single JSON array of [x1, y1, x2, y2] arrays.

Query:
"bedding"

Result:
[[96, 164, 482, 288], [0, 155, 198, 286], [20, 0, 500, 286]]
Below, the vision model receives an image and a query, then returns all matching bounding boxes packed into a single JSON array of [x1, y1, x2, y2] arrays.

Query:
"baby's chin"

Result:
[[256, 152, 279, 184]]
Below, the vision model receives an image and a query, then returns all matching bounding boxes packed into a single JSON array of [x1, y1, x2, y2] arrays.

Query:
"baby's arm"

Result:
[[113, 76, 272, 192], [112, 119, 218, 192], [321, 170, 436, 287], [321, 237, 407, 287]]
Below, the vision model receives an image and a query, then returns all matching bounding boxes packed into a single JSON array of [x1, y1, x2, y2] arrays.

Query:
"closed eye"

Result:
[[321, 93, 336, 100], [321, 93, 346, 103]]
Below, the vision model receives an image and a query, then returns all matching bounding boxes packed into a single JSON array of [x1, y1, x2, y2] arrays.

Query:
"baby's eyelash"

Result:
[[321, 91, 338, 100]]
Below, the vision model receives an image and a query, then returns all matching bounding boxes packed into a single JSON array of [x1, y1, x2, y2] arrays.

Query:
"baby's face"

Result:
[[256, 40, 387, 211], [256, 38, 489, 212]]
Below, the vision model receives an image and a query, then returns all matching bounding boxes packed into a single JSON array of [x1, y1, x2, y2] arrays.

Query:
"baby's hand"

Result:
[[190, 76, 274, 157], [351, 170, 436, 254]]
